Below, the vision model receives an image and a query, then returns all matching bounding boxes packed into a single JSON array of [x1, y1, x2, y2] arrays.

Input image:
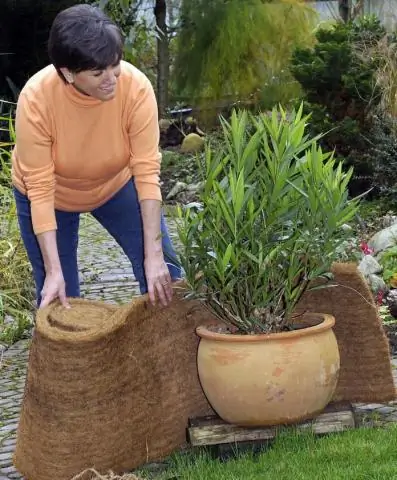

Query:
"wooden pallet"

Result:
[[188, 402, 355, 447]]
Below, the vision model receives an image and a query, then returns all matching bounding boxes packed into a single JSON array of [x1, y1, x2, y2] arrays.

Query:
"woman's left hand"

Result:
[[144, 253, 173, 306]]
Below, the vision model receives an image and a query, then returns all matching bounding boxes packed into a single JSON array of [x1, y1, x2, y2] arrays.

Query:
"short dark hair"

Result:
[[48, 5, 124, 80]]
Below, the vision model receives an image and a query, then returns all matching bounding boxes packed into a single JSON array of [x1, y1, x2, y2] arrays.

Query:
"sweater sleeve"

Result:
[[15, 91, 56, 235], [127, 76, 162, 202]]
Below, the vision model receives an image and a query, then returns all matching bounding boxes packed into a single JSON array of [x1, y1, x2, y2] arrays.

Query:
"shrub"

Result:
[[174, 0, 317, 112], [290, 15, 389, 196], [365, 116, 397, 207], [176, 105, 359, 333]]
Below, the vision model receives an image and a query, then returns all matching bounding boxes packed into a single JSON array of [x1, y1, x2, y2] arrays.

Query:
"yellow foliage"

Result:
[[389, 273, 397, 288], [175, 0, 318, 107]]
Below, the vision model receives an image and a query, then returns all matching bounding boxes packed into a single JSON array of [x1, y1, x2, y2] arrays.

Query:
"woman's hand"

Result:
[[144, 252, 173, 307], [40, 270, 70, 309], [37, 231, 70, 309]]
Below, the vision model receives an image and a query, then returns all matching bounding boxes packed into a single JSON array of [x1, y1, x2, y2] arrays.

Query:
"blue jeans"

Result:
[[14, 179, 181, 306]]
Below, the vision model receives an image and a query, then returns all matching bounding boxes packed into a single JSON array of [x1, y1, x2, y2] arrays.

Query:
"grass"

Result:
[[0, 113, 34, 344], [143, 425, 397, 480]]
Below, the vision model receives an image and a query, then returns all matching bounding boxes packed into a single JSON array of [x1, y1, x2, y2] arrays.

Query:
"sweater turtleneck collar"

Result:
[[63, 82, 106, 107]]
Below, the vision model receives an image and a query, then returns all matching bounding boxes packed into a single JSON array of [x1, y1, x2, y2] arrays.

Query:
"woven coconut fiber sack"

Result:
[[13, 291, 214, 480], [296, 262, 396, 403]]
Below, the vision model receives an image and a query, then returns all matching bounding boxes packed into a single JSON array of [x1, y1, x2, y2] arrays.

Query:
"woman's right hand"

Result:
[[40, 270, 70, 309]]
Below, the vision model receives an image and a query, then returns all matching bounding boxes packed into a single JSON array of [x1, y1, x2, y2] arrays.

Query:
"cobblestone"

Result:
[[0, 456, 13, 468], [0, 426, 17, 436], [0, 440, 16, 448], [0, 447, 14, 455], [0, 472, 16, 479]]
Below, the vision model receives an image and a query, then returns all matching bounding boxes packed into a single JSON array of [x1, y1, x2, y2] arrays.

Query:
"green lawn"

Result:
[[150, 425, 397, 480]]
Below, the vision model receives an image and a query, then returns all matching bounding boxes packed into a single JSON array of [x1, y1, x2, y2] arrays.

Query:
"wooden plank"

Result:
[[188, 403, 355, 446], [188, 415, 227, 428], [189, 423, 278, 446], [189, 402, 353, 429], [305, 410, 355, 434]]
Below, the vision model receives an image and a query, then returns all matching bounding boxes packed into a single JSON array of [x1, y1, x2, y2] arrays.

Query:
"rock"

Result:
[[178, 192, 197, 204], [386, 289, 397, 305], [367, 274, 388, 295], [340, 223, 353, 233], [186, 181, 204, 193], [386, 290, 397, 318], [159, 119, 171, 132], [387, 289, 397, 300], [380, 214, 397, 229], [180, 133, 205, 154], [166, 181, 188, 200], [358, 255, 382, 276], [368, 224, 397, 254]]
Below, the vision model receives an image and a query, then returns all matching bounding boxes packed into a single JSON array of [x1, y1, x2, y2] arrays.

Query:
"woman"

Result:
[[12, 4, 181, 309]]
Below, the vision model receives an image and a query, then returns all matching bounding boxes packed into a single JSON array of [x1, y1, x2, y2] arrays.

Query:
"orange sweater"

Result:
[[12, 61, 162, 235]]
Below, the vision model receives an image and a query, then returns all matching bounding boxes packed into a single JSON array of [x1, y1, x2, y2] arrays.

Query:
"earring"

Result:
[[66, 74, 74, 84]]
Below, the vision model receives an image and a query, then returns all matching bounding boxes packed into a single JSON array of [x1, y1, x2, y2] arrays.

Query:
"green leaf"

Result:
[[214, 182, 236, 235], [233, 169, 245, 218], [222, 244, 233, 270]]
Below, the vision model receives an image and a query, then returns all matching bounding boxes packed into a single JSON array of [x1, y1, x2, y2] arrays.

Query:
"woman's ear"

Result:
[[60, 67, 74, 83]]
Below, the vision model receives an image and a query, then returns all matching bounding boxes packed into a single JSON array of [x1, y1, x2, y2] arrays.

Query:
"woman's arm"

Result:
[[140, 199, 172, 306], [15, 91, 68, 308], [127, 71, 173, 306]]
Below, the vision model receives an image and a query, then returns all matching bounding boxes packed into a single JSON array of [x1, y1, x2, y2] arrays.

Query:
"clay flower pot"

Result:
[[196, 313, 339, 426]]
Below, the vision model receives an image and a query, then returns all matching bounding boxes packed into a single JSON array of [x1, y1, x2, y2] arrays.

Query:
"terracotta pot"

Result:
[[196, 313, 340, 426]]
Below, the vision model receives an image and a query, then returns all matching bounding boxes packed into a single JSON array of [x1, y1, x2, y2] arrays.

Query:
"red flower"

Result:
[[376, 290, 384, 306], [360, 242, 374, 255]]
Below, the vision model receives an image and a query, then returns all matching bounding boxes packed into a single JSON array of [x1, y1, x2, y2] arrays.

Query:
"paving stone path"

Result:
[[1, 215, 397, 479]]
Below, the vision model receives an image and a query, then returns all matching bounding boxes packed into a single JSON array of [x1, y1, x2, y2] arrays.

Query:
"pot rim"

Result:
[[196, 313, 335, 342]]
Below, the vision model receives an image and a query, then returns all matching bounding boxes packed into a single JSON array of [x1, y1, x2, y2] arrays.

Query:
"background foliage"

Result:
[[0, 0, 83, 101], [174, 0, 317, 115], [291, 16, 397, 199], [0, 116, 34, 344]]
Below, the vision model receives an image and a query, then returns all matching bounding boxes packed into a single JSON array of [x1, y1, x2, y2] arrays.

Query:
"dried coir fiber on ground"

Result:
[[13, 289, 214, 480], [71, 470, 142, 480], [296, 262, 396, 403]]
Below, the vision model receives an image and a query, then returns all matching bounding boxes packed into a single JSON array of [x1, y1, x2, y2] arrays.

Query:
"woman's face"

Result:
[[60, 63, 121, 101]]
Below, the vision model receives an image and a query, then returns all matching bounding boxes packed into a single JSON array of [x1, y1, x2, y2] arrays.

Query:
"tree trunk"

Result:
[[154, 0, 169, 117], [352, 0, 364, 20], [338, 0, 351, 22]]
